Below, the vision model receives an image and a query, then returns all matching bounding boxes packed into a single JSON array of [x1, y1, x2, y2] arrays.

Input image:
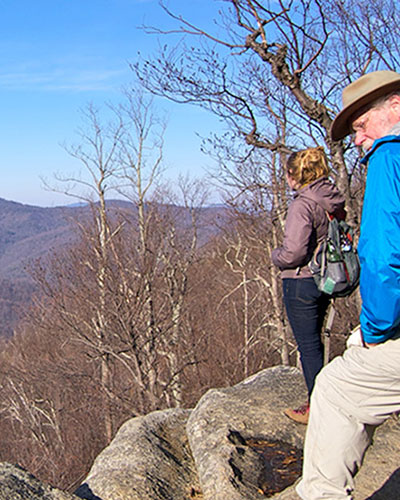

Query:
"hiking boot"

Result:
[[284, 403, 309, 425]]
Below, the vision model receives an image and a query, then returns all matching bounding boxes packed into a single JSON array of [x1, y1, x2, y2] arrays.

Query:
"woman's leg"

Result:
[[283, 278, 330, 396]]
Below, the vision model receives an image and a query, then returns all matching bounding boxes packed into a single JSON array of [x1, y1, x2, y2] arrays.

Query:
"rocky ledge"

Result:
[[1, 366, 400, 500]]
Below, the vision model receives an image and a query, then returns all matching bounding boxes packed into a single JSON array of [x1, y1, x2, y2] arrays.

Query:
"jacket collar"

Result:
[[293, 176, 328, 198], [361, 134, 400, 164]]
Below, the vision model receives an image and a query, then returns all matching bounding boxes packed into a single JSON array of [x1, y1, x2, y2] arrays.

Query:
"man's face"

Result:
[[351, 96, 400, 151], [351, 103, 394, 151]]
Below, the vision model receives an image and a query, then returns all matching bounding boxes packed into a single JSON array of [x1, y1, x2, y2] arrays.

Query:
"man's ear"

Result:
[[389, 94, 400, 119]]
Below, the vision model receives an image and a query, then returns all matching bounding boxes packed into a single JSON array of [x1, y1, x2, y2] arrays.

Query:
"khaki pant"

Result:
[[296, 335, 400, 500]]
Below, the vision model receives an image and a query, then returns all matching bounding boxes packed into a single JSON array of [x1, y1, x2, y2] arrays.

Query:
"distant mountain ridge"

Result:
[[0, 198, 85, 339], [0, 198, 81, 281], [0, 197, 227, 339]]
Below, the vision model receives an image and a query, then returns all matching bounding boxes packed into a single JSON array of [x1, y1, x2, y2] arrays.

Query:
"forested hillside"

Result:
[[0, 198, 225, 338], [0, 198, 79, 280], [0, 198, 80, 338]]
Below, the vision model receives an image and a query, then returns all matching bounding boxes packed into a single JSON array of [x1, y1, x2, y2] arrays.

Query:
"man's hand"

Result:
[[346, 325, 364, 348]]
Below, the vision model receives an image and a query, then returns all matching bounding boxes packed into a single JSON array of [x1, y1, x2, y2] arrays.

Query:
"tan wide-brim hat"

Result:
[[330, 70, 400, 141]]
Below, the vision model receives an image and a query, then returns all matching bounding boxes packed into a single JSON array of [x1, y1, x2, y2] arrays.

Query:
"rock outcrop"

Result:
[[0, 462, 78, 500], [78, 408, 200, 500], [186, 366, 306, 500], [1, 366, 400, 500]]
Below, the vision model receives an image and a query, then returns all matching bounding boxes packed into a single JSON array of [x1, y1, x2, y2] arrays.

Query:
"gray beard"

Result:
[[388, 122, 400, 135]]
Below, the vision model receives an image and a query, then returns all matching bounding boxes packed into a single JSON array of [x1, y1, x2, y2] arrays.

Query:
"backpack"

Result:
[[309, 213, 360, 298]]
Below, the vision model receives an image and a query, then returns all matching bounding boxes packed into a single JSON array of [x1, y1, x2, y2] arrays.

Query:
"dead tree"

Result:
[[136, 0, 400, 222]]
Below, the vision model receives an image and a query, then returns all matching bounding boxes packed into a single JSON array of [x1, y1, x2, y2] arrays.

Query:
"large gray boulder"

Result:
[[78, 366, 307, 500], [80, 408, 200, 500], [186, 366, 307, 500]]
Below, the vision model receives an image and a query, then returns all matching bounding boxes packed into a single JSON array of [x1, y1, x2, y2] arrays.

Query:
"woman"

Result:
[[272, 146, 345, 424]]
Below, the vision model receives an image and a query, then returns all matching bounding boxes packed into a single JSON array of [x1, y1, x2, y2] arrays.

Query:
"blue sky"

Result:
[[0, 0, 223, 206]]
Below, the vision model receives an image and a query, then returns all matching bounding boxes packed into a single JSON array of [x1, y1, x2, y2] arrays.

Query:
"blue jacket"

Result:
[[359, 135, 400, 343]]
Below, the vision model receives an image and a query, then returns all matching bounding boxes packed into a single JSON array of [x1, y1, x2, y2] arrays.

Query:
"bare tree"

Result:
[[135, 0, 400, 223], [54, 104, 125, 442]]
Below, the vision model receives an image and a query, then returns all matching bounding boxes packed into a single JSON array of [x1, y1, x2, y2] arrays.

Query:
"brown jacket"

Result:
[[272, 177, 345, 279]]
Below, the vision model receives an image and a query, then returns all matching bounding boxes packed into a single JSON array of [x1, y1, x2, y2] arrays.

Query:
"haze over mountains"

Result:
[[0, 197, 226, 339], [0, 198, 80, 281], [0, 198, 85, 338]]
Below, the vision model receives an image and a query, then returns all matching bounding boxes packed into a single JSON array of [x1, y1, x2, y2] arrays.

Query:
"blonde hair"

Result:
[[286, 146, 330, 187]]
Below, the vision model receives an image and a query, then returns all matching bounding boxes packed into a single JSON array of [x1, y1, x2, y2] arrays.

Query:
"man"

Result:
[[291, 70, 400, 500]]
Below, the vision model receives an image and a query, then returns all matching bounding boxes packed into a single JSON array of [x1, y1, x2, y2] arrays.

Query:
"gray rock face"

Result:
[[81, 408, 200, 500], [78, 366, 307, 500], [0, 462, 78, 500], [352, 415, 400, 500], [186, 366, 307, 500]]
